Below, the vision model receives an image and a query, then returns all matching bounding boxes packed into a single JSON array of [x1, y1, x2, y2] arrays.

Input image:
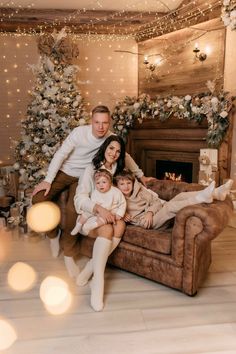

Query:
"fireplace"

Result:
[[127, 117, 231, 185], [156, 160, 193, 183]]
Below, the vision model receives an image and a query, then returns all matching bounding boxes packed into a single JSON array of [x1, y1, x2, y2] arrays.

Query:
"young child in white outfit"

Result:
[[71, 169, 126, 236], [115, 170, 233, 230]]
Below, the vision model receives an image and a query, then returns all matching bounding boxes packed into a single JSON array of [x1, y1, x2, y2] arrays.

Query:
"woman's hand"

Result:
[[139, 176, 155, 187], [140, 212, 153, 229], [32, 181, 51, 197], [95, 204, 116, 224], [123, 212, 132, 222]]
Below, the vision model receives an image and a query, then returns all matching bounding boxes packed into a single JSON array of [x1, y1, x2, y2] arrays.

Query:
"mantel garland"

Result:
[[112, 91, 234, 148]]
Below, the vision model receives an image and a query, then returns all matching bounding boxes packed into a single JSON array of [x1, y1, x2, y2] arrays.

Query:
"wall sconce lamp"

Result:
[[193, 43, 207, 62], [143, 55, 163, 73]]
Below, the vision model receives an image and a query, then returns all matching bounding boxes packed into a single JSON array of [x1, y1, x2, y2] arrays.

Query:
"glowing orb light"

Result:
[[26, 201, 61, 232], [45, 292, 72, 315], [7, 262, 37, 292], [0, 319, 17, 350], [40, 276, 70, 308]]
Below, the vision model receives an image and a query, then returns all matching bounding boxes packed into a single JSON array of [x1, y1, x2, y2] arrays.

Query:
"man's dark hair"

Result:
[[92, 105, 110, 116]]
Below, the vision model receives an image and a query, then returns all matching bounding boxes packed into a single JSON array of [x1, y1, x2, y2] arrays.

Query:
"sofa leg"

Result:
[[187, 291, 198, 297]]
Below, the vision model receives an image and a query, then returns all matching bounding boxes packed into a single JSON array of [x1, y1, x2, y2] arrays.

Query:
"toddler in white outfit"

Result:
[[71, 169, 126, 236]]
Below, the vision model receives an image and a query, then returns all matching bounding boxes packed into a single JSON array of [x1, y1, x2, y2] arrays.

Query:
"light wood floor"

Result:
[[1, 223, 236, 354]]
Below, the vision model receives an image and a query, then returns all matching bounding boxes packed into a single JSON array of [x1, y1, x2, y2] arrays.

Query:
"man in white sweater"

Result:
[[32, 105, 149, 278]]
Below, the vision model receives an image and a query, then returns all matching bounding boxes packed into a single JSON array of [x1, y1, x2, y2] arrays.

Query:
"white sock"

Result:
[[213, 179, 233, 201], [195, 181, 215, 204], [76, 237, 121, 287], [64, 256, 80, 278], [49, 229, 61, 258], [90, 237, 112, 312], [71, 222, 82, 236]]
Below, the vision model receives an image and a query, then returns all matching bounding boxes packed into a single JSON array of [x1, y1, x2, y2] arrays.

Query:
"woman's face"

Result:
[[104, 141, 121, 166]]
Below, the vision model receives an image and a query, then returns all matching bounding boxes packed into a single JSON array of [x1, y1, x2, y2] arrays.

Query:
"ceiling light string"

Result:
[[135, 0, 220, 40]]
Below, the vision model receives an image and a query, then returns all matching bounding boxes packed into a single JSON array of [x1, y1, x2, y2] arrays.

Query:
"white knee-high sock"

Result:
[[49, 229, 61, 258], [90, 237, 112, 312], [76, 237, 121, 287], [213, 179, 233, 201], [64, 256, 80, 278]]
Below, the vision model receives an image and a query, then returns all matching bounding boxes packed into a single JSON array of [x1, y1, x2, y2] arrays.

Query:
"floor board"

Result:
[[1, 225, 236, 354]]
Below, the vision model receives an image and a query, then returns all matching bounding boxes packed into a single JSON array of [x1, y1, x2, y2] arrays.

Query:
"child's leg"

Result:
[[71, 213, 89, 235], [213, 179, 233, 201], [81, 216, 106, 236], [152, 182, 215, 229]]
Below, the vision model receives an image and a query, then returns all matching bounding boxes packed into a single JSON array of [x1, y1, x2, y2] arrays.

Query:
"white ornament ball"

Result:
[[42, 145, 49, 153], [26, 201, 61, 233], [42, 119, 50, 127], [73, 101, 79, 108], [42, 100, 49, 109], [28, 156, 35, 163], [19, 168, 26, 175], [20, 149, 26, 156], [13, 162, 20, 170]]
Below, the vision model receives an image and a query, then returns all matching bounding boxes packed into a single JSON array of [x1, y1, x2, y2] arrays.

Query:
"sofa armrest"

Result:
[[172, 196, 233, 264], [171, 196, 233, 295], [147, 179, 203, 201]]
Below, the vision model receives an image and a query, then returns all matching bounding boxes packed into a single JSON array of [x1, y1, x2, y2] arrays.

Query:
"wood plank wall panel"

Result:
[[138, 18, 225, 97]]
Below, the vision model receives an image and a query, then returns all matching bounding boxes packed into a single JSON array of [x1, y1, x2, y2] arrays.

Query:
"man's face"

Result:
[[91, 112, 110, 138], [117, 178, 133, 197]]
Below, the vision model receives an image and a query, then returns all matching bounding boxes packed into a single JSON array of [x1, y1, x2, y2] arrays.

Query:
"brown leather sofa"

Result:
[[58, 179, 233, 296]]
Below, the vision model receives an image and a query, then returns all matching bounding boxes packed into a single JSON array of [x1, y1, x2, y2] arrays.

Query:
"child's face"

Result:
[[117, 178, 133, 197], [95, 176, 111, 193]]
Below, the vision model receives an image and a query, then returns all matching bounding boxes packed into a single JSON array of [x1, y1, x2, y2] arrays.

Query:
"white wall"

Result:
[[224, 27, 236, 187]]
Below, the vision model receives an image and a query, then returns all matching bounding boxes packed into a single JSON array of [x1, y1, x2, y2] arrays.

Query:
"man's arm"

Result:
[[44, 128, 79, 184], [32, 128, 79, 196], [125, 152, 155, 186]]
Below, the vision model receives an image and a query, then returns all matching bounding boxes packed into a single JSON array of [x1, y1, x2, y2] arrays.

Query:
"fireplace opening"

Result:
[[156, 160, 193, 183]]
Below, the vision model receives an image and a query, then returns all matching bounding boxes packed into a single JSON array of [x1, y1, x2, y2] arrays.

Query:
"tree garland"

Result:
[[112, 91, 234, 148]]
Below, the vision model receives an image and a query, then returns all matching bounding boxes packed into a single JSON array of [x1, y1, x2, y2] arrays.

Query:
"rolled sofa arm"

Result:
[[171, 197, 233, 295], [172, 197, 233, 264]]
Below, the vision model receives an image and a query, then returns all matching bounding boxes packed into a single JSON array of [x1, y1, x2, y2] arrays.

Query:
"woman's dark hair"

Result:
[[92, 135, 126, 175]]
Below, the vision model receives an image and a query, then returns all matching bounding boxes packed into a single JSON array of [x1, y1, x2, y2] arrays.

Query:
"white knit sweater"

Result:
[[44, 124, 143, 184]]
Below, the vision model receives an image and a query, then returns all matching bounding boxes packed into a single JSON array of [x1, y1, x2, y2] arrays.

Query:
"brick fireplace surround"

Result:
[[127, 118, 232, 184]]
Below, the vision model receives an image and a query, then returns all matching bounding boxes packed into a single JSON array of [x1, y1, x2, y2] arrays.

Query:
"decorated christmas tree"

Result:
[[14, 28, 89, 189]]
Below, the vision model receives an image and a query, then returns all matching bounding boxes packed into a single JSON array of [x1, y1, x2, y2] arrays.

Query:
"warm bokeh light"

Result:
[[40, 276, 71, 310], [0, 319, 17, 350], [44, 292, 73, 315], [26, 201, 61, 233], [7, 262, 37, 292]]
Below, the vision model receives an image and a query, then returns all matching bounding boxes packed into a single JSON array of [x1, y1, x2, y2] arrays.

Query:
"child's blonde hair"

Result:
[[94, 169, 113, 183], [114, 169, 135, 185]]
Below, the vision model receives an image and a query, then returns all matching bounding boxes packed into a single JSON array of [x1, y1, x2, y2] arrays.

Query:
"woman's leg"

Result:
[[76, 220, 126, 287], [87, 224, 113, 311]]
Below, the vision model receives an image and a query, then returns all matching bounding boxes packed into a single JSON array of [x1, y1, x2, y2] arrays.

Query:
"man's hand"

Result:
[[139, 175, 155, 187], [94, 204, 116, 224], [140, 211, 153, 229], [32, 181, 51, 197]]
